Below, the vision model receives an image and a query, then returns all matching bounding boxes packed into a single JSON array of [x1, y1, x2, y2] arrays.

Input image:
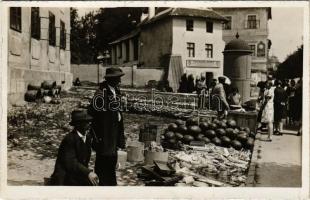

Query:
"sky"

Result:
[[268, 7, 304, 62], [77, 7, 304, 62]]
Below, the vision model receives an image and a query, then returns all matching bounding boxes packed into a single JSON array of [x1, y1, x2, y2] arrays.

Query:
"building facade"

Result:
[[109, 8, 227, 90], [214, 7, 272, 96], [8, 7, 72, 105]]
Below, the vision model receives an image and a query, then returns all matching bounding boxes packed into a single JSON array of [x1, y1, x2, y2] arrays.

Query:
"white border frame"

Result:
[[0, 1, 309, 199]]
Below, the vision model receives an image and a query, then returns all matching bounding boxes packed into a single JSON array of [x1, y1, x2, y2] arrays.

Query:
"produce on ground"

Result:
[[161, 118, 256, 151]]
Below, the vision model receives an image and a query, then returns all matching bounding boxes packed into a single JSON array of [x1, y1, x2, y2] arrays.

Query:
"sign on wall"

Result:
[[186, 59, 220, 68]]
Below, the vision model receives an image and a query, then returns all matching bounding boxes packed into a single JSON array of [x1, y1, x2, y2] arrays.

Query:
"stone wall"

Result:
[[71, 64, 165, 87]]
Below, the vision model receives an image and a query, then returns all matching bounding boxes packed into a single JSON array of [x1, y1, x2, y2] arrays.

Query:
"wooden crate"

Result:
[[139, 123, 162, 145], [227, 111, 258, 133]]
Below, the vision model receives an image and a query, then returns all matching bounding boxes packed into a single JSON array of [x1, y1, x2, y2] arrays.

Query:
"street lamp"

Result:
[[97, 53, 104, 85], [96, 50, 111, 85]]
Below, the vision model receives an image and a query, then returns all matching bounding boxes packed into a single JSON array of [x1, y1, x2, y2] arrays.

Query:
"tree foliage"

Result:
[[70, 7, 144, 64], [276, 45, 303, 79]]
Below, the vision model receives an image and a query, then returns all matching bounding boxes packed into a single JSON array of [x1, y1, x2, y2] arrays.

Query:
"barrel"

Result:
[[126, 141, 144, 162]]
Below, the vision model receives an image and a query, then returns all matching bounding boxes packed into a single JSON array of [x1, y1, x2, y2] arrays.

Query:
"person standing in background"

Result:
[[261, 80, 275, 141], [273, 80, 287, 135]]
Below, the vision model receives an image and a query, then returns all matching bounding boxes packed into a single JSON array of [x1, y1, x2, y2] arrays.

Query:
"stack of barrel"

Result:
[[24, 81, 61, 103]]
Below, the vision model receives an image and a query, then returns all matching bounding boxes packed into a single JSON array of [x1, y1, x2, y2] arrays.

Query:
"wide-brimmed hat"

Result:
[[104, 67, 125, 78], [69, 110, 92, 126]]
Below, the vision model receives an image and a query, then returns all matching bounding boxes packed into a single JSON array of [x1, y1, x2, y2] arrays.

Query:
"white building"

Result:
[[109, 8, 227, 91]]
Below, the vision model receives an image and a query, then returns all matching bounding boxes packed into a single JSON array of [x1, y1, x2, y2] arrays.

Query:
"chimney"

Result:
[[148, 7, 155, 18]]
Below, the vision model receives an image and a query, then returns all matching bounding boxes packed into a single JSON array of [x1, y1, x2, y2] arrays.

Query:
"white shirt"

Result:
[[77, 131, 87, 143], [107, 84, 122, 122]]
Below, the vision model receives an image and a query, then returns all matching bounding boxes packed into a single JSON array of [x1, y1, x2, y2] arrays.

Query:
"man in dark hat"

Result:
[[50, 110, 99, 186], [88, 67, 126, 186]]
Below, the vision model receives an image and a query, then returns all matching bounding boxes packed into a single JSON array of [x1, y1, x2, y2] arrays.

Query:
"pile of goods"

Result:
[[167, 144, 251, 186], [161, 118, 256, 151], [25, 81, 61, 103]]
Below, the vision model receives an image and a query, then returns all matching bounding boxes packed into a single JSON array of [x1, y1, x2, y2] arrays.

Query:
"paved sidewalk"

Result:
[[253, 127, 302, 187]]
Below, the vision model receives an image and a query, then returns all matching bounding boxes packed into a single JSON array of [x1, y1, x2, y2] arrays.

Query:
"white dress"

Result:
[[261, 87, 275, 123]]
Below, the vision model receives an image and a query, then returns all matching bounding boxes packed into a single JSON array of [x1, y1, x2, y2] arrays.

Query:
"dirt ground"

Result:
[[7, 88, 175, 186]]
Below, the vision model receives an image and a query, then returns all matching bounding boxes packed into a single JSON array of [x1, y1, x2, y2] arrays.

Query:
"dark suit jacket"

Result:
[[50, 130, 92, 186], [88, 81, 125, 156]]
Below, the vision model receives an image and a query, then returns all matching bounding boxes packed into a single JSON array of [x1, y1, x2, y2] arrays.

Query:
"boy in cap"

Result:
[[50, 110, 99, 186]]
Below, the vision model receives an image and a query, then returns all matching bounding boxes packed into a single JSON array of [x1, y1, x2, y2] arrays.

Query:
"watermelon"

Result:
[[216, 128, 226, 137], [202, 137, 211, 144], [227, 119, 237, 128], [199, 122, 209, 131], [168, 123, 178, 132], [221, 136, 231, 147], [183, 135, 194, 144], [231, 140, 242, 150], [186, 118, 199, 126], [212, 137, 222, 146], [219, 121, 227, 129], [175, 132, 184, 140], [196, 134, 205, 141], [245, 138, 255, 149], [188, 125, 201, 136], [178, 125, 188, 134], [165, 131, 175, 139], [237, 131, 248, 144], [225, 128, 234, 139], [213, 119, 221, 125], [175, 119, 185, 126], [169, 138, 177, 144], [205, 130, 216, 139], [209, 123, 218, 130], [244, 127, 251, 134]]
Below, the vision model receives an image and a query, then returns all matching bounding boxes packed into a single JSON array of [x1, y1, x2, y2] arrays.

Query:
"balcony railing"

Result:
[[245, 20, 260, 29]]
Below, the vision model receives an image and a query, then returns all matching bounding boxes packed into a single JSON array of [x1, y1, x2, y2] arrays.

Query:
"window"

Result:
[[10, 7, 22, 32], [31, 8, 40, 39], [187, 43, 195, 57], [125, 40, 130, 62], [257, 41, 266, 57], [247, 15, 259, 29], [186, 19, 193, 31], [223, 16, 231, 30], [206, 21, 213, 33], [118, 44, 122, 58], [205, 44, 213, 58], [49, 12, 56, 46], [60, 20, 66, 49], [249, 44, 256, 56]]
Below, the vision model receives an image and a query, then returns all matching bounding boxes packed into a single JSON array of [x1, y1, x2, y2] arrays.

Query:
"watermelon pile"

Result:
[[162, 118, 256, 151]]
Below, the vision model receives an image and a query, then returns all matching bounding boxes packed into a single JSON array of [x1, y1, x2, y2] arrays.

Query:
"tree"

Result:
[[70, 7, 145, 64], [276, 45, 303, 79]]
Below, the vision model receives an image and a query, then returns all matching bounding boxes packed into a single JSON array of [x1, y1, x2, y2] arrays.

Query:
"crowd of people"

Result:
[[177, 73, 303, 142], [177, 73, 241, 112], [257, 77, 302, 141]]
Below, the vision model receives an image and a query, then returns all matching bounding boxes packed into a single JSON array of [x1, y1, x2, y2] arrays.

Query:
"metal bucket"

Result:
[[127, 141, 144, 162]]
